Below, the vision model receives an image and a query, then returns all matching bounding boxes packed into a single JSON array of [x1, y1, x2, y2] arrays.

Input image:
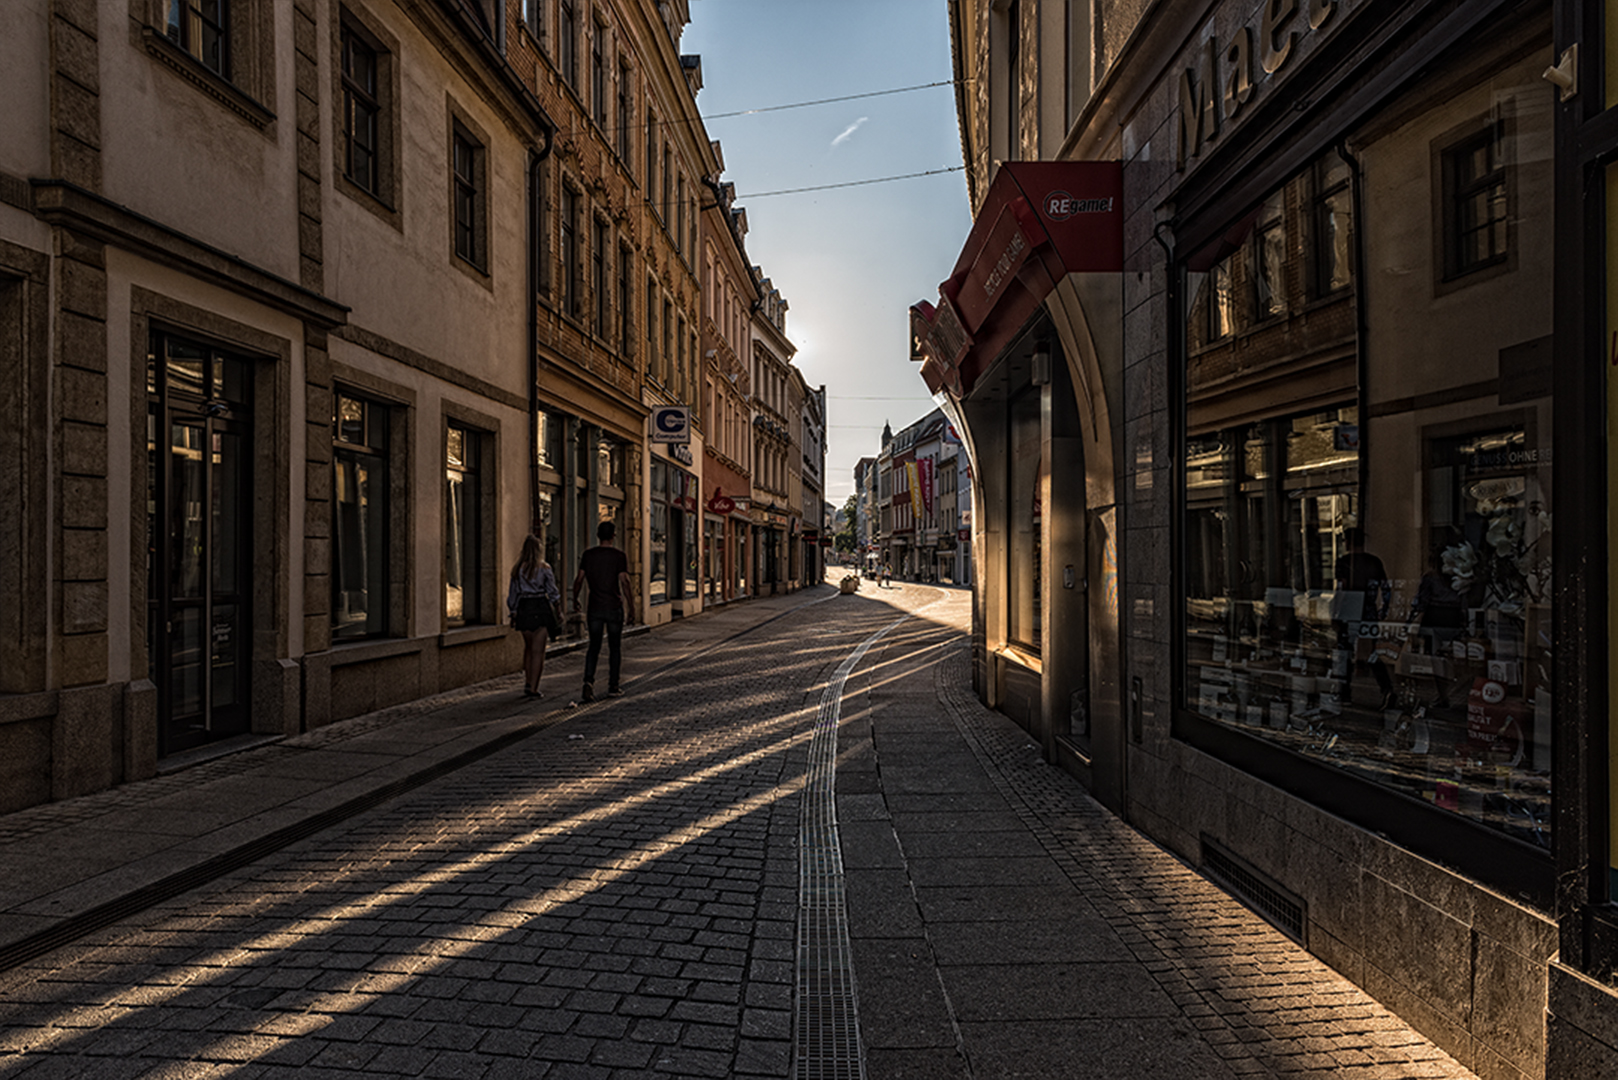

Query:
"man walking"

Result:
[[571, 520, 635, 702]]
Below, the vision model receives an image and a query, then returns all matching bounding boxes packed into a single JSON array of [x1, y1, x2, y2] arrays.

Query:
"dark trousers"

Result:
[[584, 609, 623, 689]]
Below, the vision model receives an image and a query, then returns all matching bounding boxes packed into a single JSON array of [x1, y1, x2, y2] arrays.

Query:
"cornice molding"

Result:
[[30, 180, 349, 328], [399, 0, 556, 155]]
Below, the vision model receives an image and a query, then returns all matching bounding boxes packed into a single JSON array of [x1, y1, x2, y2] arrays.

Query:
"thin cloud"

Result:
[[831, 117, 869, 147]]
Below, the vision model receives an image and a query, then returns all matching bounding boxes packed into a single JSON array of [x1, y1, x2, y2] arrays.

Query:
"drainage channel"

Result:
[[793, 612, 909, 1080]]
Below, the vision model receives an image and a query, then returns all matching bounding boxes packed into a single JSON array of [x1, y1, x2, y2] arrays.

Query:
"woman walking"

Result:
[[507, 535, 561, 699]]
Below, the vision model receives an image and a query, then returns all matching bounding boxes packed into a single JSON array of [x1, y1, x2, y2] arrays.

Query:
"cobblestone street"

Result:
[[0, 582, 1477, 1079]]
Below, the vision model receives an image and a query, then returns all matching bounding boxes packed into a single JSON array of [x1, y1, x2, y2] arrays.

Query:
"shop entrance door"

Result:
[[147, 334, 253, 756]]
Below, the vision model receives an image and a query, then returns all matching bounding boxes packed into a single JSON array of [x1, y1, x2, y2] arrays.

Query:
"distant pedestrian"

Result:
[[507, 535, 561, 699], [881, 561, 892, 588], [571, 520, 635, 702]]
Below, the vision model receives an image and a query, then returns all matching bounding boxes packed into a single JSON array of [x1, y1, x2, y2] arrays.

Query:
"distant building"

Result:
[[798, 381, 827, 584], [749, 274, 796, 595]]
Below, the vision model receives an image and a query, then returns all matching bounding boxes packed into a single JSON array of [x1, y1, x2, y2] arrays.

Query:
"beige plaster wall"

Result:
[[96, 4, 303, 284], [326, 334, 528, 640], [320, 13, 529, 400], [0, 1, 51, 180]]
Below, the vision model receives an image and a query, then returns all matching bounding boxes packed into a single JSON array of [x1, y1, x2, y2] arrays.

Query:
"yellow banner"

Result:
[[907, 461, 923, 522]]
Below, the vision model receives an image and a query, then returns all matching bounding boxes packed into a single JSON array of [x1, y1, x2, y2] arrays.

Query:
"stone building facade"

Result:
[[924, 0, 1618, 1076], [699, 167, 755, 605], [749, 276, 797, 596], [0, 0, 814, 814]]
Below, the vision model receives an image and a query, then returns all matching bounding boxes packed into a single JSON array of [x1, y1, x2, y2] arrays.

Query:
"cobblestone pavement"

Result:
[[0, 579, 1478, 1079]]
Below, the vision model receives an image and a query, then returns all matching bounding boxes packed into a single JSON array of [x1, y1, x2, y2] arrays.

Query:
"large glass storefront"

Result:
[[536, 407, 630, 634], [704, 517, 723, 602], [1179, 36, 1554, 862], [1008, 388, 1042, 652], [148, 332, 254, 755], [649, 457, 696, 607]]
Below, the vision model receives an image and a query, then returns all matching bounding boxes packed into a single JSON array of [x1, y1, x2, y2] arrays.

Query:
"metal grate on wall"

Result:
[[1200, 835, 1307, 946]]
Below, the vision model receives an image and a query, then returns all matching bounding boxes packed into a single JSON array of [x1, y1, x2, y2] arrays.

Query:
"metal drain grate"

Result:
[[1201, 835, 1307, 945], [794, 615, 906, 1080]]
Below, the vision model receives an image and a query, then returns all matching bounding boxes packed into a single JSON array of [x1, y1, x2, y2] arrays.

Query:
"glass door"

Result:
[[148, 334, 252, 755]]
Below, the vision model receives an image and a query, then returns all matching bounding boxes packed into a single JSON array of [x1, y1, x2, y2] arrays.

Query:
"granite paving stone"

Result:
[[0, 579, 1478, 1080]]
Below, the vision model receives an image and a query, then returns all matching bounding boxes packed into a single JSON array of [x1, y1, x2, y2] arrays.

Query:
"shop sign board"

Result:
[[706, 488, 736, 515], [1176, 0, 1343, 169], [953, 198, 1039, 333], [650, 406, 690, 444], [913, 162, 1123, 401]]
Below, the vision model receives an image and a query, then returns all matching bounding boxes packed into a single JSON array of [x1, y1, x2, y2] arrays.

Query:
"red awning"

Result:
[[913, 162, 1122, 399]]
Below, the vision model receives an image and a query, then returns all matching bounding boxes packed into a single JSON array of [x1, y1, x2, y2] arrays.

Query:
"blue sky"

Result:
[[683, 0, 972, 505]]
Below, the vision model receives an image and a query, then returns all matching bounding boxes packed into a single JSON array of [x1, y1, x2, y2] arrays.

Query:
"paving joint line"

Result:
[[793, 610, 911, 1080], [864, 618, 977, 1078]]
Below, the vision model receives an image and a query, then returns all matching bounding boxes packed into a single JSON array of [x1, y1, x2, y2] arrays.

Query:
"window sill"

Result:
[[452, 251, 491, 283], [141, 26, 275, 130], [329, 635, 423, 667], [440, 623, 507, 649], [336, 174, 402, 231], [996, 643, 1043, 674]]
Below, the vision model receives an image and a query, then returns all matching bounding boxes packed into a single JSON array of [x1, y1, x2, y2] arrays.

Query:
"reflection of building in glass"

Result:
[[932, 0, 1607, 1070]]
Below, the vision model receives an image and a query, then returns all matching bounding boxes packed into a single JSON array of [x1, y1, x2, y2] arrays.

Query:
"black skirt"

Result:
[[514, 596, 556, 633]]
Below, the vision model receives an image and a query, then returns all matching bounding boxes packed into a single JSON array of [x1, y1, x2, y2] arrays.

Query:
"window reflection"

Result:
[[334, 394, 388, 639], [1179, 49, 1553, 850]]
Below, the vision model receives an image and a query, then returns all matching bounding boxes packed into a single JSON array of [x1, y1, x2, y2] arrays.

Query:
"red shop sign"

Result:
[[706, 487, 736, 515]]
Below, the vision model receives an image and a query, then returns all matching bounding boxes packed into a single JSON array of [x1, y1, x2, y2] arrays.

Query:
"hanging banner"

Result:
[[917, 457, 934, 518], [906, 461, 923, 521]]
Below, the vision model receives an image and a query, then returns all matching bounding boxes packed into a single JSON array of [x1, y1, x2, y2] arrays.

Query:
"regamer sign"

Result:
[[1045, 192, 1115, 221]]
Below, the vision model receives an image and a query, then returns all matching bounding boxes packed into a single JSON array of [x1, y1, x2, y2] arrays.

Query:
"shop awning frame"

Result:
[[912, 162, 1123, 400]]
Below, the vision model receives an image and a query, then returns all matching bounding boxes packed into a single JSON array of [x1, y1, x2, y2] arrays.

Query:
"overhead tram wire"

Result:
[[544, 78, 969, 212], [703, 79, 961, 121], [735, 166, 965, 199], [548, 78, 966, 142]]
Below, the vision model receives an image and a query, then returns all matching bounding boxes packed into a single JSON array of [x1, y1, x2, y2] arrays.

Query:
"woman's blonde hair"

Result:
[[512, 535, 545, 578]]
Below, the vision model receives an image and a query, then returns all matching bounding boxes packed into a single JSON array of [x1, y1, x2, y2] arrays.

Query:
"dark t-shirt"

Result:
[[1334, 550, 1388, 621], [580, 545, 629, 612]]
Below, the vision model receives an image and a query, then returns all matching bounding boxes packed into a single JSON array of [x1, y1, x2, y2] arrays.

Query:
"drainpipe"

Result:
[[527, 148, 546, 535]]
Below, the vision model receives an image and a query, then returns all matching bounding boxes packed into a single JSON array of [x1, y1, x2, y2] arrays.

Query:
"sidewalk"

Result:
[[0, 585, 836, 975], [0, 577, 1484, 1080], [836, 588, 1478, 1080]]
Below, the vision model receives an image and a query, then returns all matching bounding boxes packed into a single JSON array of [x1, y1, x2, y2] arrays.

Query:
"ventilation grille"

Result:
[[1201, 835, 1307, 945]]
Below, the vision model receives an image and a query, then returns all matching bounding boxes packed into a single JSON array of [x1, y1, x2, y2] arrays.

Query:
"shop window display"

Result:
[[650, 459, 668, 605], [1180, 46, 1553, 851], [1008, 389, 1041, 652]]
